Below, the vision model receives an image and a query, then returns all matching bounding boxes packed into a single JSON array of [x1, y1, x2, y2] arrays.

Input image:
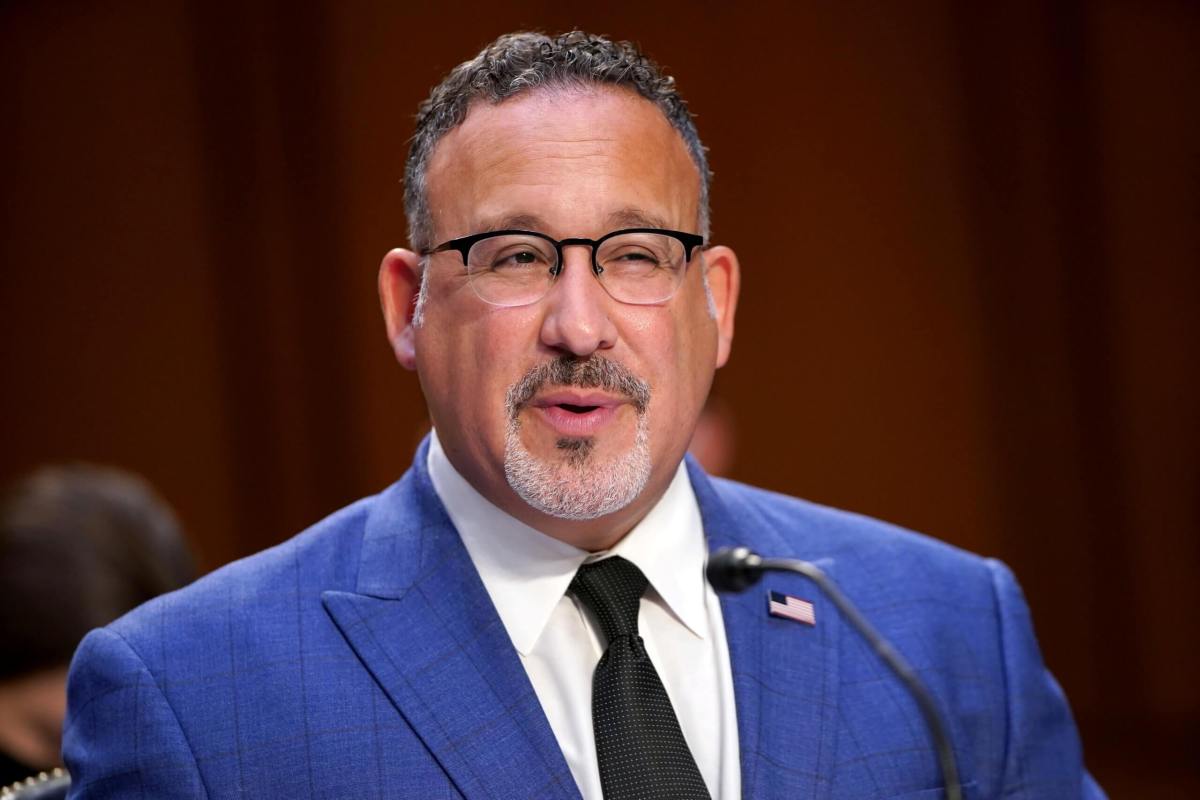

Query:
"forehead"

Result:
[[424, 86, 701, 238]]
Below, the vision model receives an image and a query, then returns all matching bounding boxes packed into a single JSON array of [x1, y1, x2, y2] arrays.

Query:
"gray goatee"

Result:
[[503, 355, 652, 520]]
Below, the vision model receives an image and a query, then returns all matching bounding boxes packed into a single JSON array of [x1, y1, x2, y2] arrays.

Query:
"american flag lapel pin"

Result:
[[767, 590, 816, 626]]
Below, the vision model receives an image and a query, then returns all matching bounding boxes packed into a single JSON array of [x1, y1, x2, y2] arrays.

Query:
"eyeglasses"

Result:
[[421, 228, 705, 307]]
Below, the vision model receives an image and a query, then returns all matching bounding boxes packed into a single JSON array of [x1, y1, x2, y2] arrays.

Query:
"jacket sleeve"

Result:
[[986, 559, 1106, 799], [63, 627, 208, 799]]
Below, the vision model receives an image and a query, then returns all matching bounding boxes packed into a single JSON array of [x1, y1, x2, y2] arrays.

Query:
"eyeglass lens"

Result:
[[465, 232, 687, 306]]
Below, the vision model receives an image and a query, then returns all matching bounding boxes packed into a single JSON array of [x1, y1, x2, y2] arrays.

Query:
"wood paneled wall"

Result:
[[3, 1, 1197, 794]]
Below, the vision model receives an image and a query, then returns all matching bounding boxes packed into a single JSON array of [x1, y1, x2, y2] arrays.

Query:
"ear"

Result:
[[702, 245, 740, 368], [378, 248, 422, 371]]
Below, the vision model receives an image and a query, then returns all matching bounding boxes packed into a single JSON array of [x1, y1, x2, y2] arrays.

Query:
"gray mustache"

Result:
[[506, 356, 651, 418]]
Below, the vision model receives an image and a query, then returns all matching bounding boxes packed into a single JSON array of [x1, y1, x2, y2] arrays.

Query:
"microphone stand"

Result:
[[707, 547, 963, 800]]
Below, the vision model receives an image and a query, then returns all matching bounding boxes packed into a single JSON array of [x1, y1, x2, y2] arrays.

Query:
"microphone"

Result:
[[707, 546, 963, 800]]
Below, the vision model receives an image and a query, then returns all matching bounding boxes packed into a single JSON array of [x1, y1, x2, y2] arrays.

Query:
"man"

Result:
[[64, 31, 1103, 799]]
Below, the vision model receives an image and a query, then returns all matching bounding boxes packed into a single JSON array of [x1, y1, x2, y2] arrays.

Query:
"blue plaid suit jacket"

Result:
[[64, 437, 1103, 798]]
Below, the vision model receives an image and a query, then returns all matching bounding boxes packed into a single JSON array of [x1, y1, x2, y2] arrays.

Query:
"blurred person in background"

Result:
[[0, 465, 194, 785]]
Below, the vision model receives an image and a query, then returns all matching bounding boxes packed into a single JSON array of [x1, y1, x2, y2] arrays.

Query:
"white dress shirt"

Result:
[[428, 430, 741, 800]]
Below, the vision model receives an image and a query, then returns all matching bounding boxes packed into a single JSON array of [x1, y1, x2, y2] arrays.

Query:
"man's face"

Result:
[[382, 86, 738, 545]]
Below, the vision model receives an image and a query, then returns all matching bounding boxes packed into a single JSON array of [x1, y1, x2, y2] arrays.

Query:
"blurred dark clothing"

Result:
[[1, 746, 31, 787]]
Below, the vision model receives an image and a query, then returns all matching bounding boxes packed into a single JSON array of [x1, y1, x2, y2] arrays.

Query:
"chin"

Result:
[[503, 418, 651, 521]]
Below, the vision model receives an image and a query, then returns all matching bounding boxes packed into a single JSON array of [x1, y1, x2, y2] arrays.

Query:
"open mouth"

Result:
[[529, 393, 623, 436], [558, 403, 600, 414]]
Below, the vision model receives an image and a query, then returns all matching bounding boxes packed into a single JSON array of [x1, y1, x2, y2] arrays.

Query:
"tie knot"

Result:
[[569, 556, 648, 641]]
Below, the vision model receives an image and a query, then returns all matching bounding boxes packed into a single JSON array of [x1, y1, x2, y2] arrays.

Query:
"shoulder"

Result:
[[705, 475, 1001, 608], [102, 493, 380, 660], [706, 478, 1100, 795]]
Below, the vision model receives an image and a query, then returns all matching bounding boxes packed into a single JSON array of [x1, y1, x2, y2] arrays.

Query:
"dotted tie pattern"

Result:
[[570, 556, 712, 800]]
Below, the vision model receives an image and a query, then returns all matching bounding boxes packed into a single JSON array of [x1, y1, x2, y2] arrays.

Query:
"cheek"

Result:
[[418, 306, 542, 412], [625, 306, 714, 417]]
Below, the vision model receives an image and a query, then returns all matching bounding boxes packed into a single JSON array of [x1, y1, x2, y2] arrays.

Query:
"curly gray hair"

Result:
[[403, 30, 712, 255]]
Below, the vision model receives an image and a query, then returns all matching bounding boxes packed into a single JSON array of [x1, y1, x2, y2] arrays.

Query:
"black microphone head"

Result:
[[706, 546, 764, 593]]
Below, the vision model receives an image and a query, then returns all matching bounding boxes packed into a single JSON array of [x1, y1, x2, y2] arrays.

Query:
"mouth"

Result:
[[528, 391, 626, 436]]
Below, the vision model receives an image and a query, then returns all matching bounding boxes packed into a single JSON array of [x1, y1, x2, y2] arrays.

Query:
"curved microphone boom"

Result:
[[707, 546, 963, 800]]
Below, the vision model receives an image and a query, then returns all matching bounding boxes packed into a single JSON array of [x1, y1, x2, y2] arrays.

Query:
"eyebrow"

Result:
[[473, 207, 675, 236], [478, 213, 547, 233], [606, 207, 673, 230]]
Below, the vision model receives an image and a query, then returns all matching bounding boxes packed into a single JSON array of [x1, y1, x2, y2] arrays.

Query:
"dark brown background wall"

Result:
[[2, 1, 1197, 795]]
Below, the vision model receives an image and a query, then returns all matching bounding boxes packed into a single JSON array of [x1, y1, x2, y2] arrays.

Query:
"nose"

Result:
[[538, 245, 619, 357]]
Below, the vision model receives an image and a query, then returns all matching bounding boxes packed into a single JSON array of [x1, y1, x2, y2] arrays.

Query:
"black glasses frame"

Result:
[[421, 227, 705, 276]]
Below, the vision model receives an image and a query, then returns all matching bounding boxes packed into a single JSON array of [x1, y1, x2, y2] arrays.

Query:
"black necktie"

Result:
[[569, 556, 712, 800]]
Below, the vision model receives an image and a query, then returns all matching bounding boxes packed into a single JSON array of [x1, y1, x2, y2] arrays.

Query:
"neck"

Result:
[[514, 494, 657, 552], [494, 467, 675, 552], [434, 435, 680, 552]]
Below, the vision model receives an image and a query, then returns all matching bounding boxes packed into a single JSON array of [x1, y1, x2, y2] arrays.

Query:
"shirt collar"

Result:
[[427, 429, 709, 655]]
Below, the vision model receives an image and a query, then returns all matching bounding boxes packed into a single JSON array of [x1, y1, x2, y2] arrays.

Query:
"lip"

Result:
[[528, 390, 628, 437], [530, 391, 625, 410]]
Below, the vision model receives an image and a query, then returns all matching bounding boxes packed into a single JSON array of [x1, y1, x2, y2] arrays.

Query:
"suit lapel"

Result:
[[322, 440, 840, 799], [689, 459, 840, 800], [323, 441, 579, 800]]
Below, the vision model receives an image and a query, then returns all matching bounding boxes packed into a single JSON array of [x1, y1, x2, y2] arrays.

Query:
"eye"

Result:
[[598, 233, 681, 273], [611, 249, 660, 264], [468, 234, 556, 273], [602, 245, 669, 274], [492, 249, 545, 269]]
